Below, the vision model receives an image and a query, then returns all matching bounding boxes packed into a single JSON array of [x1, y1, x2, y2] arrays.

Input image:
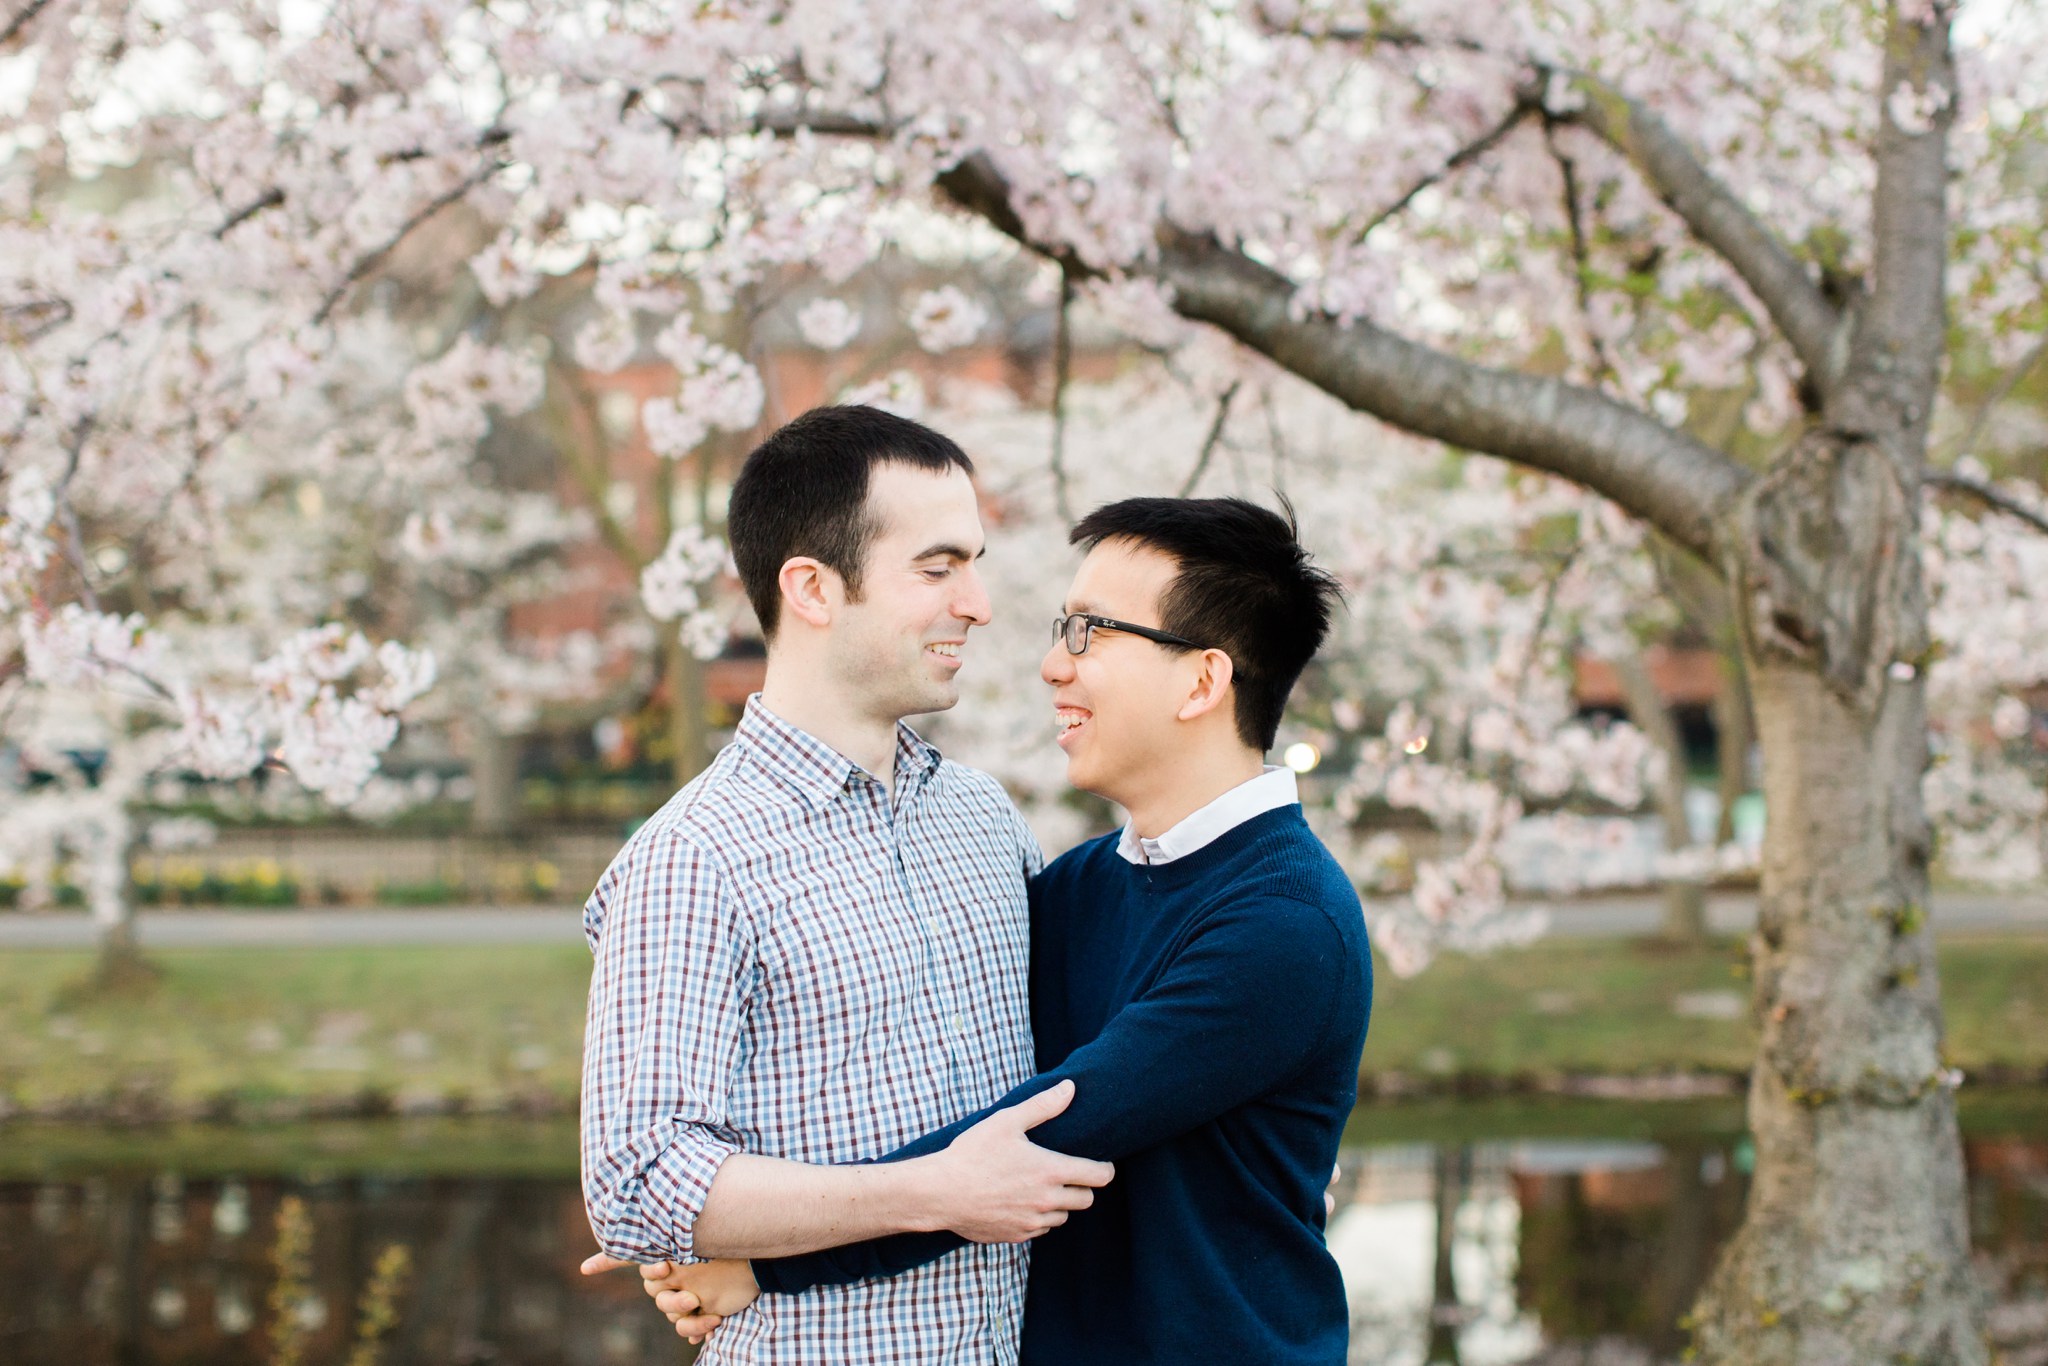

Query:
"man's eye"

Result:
[[921, 567, 952, 581]]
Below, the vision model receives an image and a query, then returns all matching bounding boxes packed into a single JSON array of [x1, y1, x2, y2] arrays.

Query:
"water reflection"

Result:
[[3, 1119, 2046, 1365], [0, 1173, 676, 1365], [1331, 1140, 1747, 1365]]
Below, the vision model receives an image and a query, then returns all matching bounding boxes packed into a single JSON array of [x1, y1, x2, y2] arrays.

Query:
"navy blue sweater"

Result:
[[752, 804, 1372, 1364]]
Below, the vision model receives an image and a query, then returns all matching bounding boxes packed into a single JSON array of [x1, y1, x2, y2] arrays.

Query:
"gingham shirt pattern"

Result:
[[581, 695, 1041, 1365]]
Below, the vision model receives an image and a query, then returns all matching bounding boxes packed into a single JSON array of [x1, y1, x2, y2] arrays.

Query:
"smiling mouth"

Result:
[[1055, 706, 1090, 736], [927, 642, 961, 659]]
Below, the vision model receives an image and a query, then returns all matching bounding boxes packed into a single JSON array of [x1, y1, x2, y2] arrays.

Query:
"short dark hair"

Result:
[[728, 406, 974, 639], [1069, 496, 1343, 751]]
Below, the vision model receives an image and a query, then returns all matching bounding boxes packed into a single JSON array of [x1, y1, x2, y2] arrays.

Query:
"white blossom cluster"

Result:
[[1922, 473, 2048, 887], [907, 287, 989, 353], [0, 467, 57, 609], [640, 317, 768, 458], [839, 370, 930, 418], [797, 298, 863, 351], [640, 526, 735, 661]]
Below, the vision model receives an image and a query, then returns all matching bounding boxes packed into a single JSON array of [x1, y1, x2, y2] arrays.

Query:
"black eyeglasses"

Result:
[[1053, 612, 1209, 657]]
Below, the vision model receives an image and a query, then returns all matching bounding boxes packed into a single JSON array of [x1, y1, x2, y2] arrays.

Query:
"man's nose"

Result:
[[1041, 635, 1074, 686], [954, 563, 993, 627]]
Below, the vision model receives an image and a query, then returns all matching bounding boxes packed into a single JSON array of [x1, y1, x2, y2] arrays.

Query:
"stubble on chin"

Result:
[[904, 677, 961, 718], [874, 658, 960, 722]]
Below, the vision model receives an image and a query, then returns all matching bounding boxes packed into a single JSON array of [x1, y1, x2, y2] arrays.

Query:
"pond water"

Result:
[[3, 1098, 2045, 1365]]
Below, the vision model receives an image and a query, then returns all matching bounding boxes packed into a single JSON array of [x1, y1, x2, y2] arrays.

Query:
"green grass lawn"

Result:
[[1361, 931, 2048, 1081], [2, 933, 2044, 1121], [0, 943, 593, 1119]]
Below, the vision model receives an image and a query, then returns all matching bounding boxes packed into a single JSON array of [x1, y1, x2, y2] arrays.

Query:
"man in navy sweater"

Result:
[[643, 497, 1372, 1362]]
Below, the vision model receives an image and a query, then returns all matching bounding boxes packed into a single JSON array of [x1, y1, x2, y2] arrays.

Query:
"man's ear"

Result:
[[1175, 648, 1237, 723], [777, 557, 841, 630]]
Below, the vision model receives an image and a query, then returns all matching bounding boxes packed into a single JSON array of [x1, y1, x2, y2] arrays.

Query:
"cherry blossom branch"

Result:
[[51, 417, 99, 611], [1351, 97, 1538, 245], [211, 127, 509, 242], [1944, 331, 2046, 468], [541, 360, 650, 571], [1049, 269, 1075, 520], [0, 0, 54, 47], [1357, 101, 1536, 240], [103, 656, 178, 706], [1251, 7, 1842, 395], [1161, 228, 1753, 560], [1178, 381, 1240, 497], [1924, 471, 2048, 536], [214, 187, 285, 239], [1546, 122, 1619, 388], [1251, 10, 1493, 57], [1546, 71, 1844, 396], [311, 158, 508, 325], [1, 294, 71, 343], [1609, 645, 1698, 868], [1514, 542, 1580, 694], [939, 152, 1750, 560]]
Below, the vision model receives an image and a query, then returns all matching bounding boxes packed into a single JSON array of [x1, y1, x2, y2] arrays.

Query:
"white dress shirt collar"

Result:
[[1115, 766, 1299, 866]]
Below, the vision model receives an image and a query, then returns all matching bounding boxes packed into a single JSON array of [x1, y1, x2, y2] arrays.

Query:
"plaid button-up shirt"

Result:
[[581, 695, 1040, 1364]]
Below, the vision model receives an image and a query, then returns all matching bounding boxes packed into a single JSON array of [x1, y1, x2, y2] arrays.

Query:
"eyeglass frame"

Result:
[[1053, 611, 1228, 665]]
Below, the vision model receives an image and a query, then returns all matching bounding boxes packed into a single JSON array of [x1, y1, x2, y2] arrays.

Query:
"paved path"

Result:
[[0, 907, 583, 950], [1, 890, 2042, 950], [1537, 889, 2047, 937]]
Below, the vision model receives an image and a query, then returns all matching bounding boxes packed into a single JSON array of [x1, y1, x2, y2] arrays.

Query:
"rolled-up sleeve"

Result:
[[579, 828, 756, 1264]]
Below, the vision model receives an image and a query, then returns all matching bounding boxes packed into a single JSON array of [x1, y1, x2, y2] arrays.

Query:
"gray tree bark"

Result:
[[1611, 647, 1709, 944], [1684, 9, 1980, 1358], [467, 725, 521, 836], [1427, 1145, 1471, 1365], [665, 632, 710, 788], [1712, 650, 1752, 848], [929, 4, 1983, 1358]]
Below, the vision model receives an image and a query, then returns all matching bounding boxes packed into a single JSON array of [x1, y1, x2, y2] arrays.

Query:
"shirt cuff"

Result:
[[641, 1130, 743, 1262]]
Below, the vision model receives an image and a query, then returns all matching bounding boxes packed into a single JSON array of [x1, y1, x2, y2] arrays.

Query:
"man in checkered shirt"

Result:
[[578, 406, 1114, 1364]]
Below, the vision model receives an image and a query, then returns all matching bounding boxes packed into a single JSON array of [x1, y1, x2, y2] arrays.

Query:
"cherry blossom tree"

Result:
[[921, 360, 1700, 962], [5, 0, 2047, 1358]]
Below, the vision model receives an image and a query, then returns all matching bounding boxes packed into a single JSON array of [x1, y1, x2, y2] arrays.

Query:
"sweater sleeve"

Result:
[[752, 894, 1351, 1294]]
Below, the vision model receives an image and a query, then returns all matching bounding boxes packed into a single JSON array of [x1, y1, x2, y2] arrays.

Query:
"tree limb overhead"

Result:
[[939, 153, 1752, 561], [1851, 9, 1956, 455], [1924, 471, 2048, 536], [1552, 71, 1845, 397]]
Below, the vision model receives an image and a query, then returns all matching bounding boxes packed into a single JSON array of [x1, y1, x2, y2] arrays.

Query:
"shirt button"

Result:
[[951, 1013, 966, 1033]]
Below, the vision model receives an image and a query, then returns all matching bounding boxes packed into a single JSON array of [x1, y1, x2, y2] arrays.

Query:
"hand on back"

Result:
[[918, 1078, 1115, 1243]]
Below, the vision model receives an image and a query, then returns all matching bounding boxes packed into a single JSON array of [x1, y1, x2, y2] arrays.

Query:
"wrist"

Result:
[[885, 1153, 949, 1234]]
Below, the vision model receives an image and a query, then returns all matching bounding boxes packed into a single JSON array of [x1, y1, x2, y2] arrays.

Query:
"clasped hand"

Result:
[[580, 1079, 1112, 1345]]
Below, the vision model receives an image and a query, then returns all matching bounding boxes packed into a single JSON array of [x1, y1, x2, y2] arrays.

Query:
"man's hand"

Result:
[[914, 1078, 1115, 1243], [645, 1259, 760, 1343], [579, 1252, 637, 1277], [579, 1255, 731, 1346]]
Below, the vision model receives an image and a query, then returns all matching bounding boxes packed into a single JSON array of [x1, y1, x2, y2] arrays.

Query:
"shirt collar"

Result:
[[1116, 766, 1299, 866], [737, 694, 943, 809]]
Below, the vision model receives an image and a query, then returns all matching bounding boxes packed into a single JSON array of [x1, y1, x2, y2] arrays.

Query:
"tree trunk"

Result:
[[467, 726, 522, 836], [1659, 881, 1708, 946], [1689, 435, 1982, 1364], [89, 817, 157, 992], [1426, 1145, 1470, 1365], [1712, 648, 1753, 848], [665, 633, 710, 788], [1648, 1142, 1714, 1356], [1612, 647, 1709, 944]]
